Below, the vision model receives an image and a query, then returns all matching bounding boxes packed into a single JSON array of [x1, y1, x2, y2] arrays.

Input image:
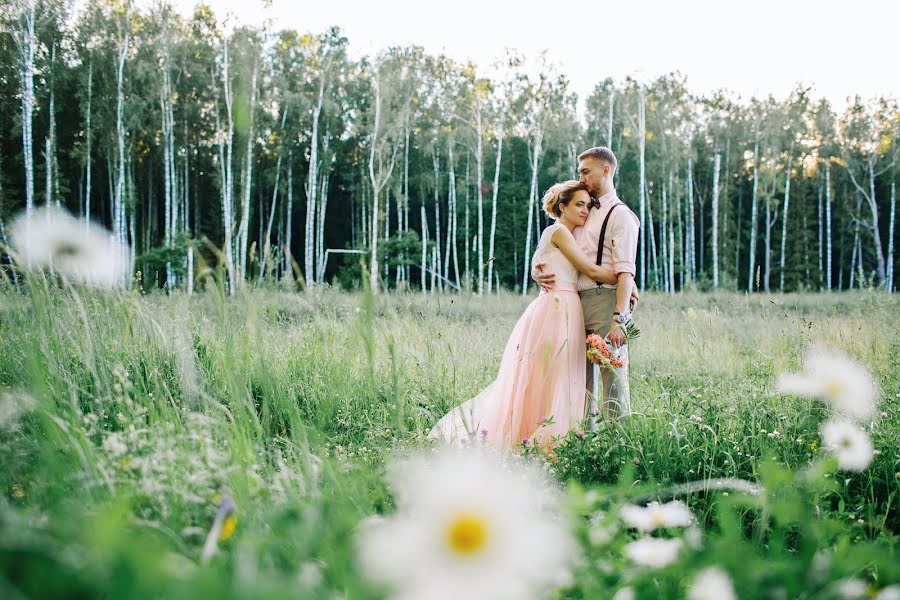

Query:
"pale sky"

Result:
[[164, 0, 897, 114]]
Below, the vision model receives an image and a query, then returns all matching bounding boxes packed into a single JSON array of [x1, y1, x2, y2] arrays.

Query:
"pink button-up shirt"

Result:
[[575, 190, 640, 291]]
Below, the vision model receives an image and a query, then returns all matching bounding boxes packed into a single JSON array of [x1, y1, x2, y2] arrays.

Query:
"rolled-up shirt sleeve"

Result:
[[610, 211, 639, 276]]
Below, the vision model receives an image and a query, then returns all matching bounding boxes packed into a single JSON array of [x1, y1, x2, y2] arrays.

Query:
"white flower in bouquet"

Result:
[[776, 346, 878, 421], [821, 420, 874, 472], [624, 537, 682, 568], [356, 448, 576, 600], [619, 500, 693, 532], [9, 206, 128, 288], [688, 566, 736, 600]]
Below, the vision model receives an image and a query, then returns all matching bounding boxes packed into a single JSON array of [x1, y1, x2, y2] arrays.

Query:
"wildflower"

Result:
[[821, 420, 874, 472], [101, 432, 128, 458], [776, 346, 878, 421], [355, 448, 576, 600], [9, 206, 128, 288], [688, 566, 736, 600], [0, 392, 36, 431], [620, 501, 693, 532], [201, 495, 236, 563], [624, 537, 682, 568]]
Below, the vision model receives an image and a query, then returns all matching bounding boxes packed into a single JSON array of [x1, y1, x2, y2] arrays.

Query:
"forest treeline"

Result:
[[1, 0, 897, 294]]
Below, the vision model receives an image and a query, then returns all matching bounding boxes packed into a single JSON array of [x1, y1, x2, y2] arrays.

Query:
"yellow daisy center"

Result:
[[219, 514, 238, 541], [447, 514, 488, 555], [825, 378, 844, 398], [650, 511, 667, 527]]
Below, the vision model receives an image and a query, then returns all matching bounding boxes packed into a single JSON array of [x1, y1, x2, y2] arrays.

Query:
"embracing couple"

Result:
[[430, 146, 640, 451]]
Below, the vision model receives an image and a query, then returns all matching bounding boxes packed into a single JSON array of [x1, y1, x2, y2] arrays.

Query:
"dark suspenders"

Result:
[[595, 203, 620, 267]]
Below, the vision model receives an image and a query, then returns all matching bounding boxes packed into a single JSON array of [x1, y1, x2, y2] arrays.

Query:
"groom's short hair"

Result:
[[578, 146, 617, 176]]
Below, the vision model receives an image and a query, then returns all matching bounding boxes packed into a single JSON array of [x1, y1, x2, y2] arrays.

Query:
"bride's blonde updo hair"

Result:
[[542, 180, 588, 219]]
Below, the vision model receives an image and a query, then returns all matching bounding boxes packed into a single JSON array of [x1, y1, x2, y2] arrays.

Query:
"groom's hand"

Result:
[[532, 262, 555, 292], [608, 322, 626, 347]]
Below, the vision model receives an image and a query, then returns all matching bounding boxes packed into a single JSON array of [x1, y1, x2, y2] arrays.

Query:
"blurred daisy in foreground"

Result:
[[776, 346, 878, 421], [356, 448, 576, 600], [624, 537, 682, 568], [619, 500, 693, 532], [821, 420, 874, 472], [688, 566, 736, 600], [9, 206, 127, 288]]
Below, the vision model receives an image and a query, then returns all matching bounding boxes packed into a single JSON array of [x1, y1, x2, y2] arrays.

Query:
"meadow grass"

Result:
[[0, 277, 898, 598]]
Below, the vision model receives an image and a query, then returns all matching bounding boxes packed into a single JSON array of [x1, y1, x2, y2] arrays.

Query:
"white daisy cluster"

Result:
[[776, 346, 880, 472], [619, 501, 693, 569], [355, 448, 576, 600], [9, 206, 129, 288]]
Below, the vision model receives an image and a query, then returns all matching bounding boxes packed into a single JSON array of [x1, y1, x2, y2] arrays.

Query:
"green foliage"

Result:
[[0, 281, 897, 598]]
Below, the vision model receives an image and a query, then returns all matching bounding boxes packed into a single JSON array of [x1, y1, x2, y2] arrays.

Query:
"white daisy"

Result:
[[836, 578, 868, 598], [624, 537, 682, 568], [776, 346, 878, 421], [821, 420, 874, 472], [9, 206, 128, 288], [620, 501, 694, 532], [356, 448, 576, 600], [876, 585, 900, 600], [688, 566, 737, 600], [612, 587, 636, 600], [101, 432, 128, 458]]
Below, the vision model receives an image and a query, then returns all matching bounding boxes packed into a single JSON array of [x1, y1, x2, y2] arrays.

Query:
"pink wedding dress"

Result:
[[429, 223, 587, 451]]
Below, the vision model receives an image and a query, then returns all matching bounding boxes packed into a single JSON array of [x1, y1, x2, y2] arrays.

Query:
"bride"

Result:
[[429, 180, 627, 451]]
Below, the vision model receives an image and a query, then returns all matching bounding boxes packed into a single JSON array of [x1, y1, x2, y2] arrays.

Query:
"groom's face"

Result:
[[578, 157, 608, 198]]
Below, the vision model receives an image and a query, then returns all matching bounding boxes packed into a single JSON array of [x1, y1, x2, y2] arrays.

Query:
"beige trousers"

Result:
[[579, 287, 631, 422]]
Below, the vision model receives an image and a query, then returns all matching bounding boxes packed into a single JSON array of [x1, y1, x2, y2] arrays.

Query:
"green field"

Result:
[[1, 281, 898, 598]]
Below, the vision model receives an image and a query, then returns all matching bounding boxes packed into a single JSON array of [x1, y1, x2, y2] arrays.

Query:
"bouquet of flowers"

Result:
[[586, 334, 627, 369]]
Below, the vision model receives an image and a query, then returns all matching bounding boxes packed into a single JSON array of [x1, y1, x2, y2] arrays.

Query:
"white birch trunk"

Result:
[[214, 39, 236, 294], [259, 106, 289, 280], [887, 180, 895, 291], [638, 91, 646, 289], [367, 71, 399, 294], [486, 110, 505, 294], [817, 179, 824, 287], [520, 128, 543, 294], [305, 71, 326, 286], [711, 153, 721, 289], [826, 162, 833, 291], [747, 133, 760, 292], [19, 0, 36, 228], [475, 96, 485, 294], [84, 60, 93, 226], [114, 30, 130, 283], [420, 203, 428, 294], [432, 148, 443, 291], [447, 139, 460, 289], [284, 151, 293, 278], [779, 150, 793, 292], [687, 157, 695, 282], [237, 66, 258, 283]]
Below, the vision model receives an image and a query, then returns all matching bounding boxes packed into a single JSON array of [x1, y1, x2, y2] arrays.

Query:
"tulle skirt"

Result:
[[429, 285, 587, 451]]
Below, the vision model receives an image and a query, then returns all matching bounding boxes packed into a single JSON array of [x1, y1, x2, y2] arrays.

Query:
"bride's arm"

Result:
[[551, 227, 617, 285]]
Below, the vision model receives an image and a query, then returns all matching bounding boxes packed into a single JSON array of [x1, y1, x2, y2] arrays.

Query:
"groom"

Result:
[[534, 146, 639, 420]]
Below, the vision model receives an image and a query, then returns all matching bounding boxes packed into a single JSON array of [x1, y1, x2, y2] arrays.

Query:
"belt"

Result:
[[578, 286, 616, 298]]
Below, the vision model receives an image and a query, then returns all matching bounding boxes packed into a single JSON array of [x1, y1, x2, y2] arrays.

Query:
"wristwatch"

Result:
[[612, 312, 631, 324]]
